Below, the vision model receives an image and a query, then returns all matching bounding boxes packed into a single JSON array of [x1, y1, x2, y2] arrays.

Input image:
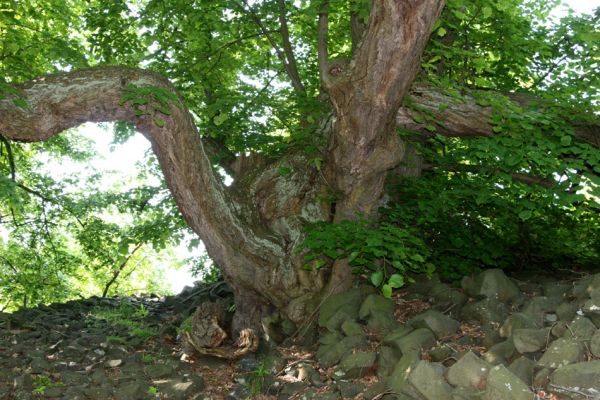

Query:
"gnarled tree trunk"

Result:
[[0, 1, 460, 336]]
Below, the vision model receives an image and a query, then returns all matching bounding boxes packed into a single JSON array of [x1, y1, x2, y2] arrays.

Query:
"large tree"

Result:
[[0, 0, 598, 335]]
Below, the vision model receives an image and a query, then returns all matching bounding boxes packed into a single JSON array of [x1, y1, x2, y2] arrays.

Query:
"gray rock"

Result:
[[156, 375, 205, 400], [511, 328, 548, 353], [582, 299, 600, 317], [549, 360, 600, 400], [564, 316, 597, 340], [461, 269, 521, 303], [366, 310, 399, 336], [29, 357, 52, 373], [407, 274, 442, 295], [44, 386, 65, 397], [318, 288, 364, 328], [446, 351, 491, 389], [481, 323, 503, 349], [383, 326, 413, 346], [377, 346, 401, 378], [341, 320, 364, 337], [60, 370, 88, 385], [551, 321, 569, 337], [84, 385, 114, 399], [114, 380, 148, 400], [337, 381, 365, 398], [430, 285, 468, 317], [337, 351, 376, 379], [388, 352, 421, 397], [537, 338, 584, 369], [105, 359, 123, 368], [452, 386, 484, 400], [522, 296, 562, 315], [408, 361, 453, 400], [590, 329, 600, 357], [573, 274, 600, 299], [319, 331, 343, 345], [323, 310, 356, 332], [543, 281, 572, 298], [408, 309, 460, 339], [499, 313, 540, 338], [386, 328, 436, 355], [461, 298, 510, 324], [359, 294, 395, 320], [428, 345, 453, 362], [556, 302, 579, 322], [145, 363, 173, 379], [483, 340, 516, 365], [507, 356, 535, 386], [277, 381, 308, 399], [533, 367, 553, 387], [316, 335, 367, 368], [483, 364, 534, 400]]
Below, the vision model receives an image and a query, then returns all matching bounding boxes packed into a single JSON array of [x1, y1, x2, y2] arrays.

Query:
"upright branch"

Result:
[[238, 0, 305, 94], [317, 0, 330, 87], [277, 0, 305, 94], [324, 0, 445, 220], [350, 0, 367, 52]]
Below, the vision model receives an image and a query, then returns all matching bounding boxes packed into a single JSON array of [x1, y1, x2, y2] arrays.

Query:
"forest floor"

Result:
[[1, 268, 600, 399]]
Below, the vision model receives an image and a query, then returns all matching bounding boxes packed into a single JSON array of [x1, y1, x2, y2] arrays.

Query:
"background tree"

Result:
[[0, 0, 598, 335]]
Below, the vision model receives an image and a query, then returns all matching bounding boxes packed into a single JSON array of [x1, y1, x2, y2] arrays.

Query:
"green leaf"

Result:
[[482, 6, 492, 19], [518, 210, 532, 220], [560, 135, 572, 146], [437, 27, 447, 37], [153, 117, 165, 127], [213, 113, 229, 126], [382, 284, 392, 299], [410, 254, 425, 262], [388, 274, 405, 289], [370, 271, 384, 287]]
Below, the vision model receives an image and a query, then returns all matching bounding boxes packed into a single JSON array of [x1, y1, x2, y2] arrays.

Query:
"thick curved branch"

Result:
[[397, 86, 600, 148], [0, 66, 285, 298]]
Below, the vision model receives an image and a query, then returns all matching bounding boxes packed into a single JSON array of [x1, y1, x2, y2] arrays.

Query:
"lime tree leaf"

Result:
[[370, 271, 384, 287], [382, 284, 393, 299], [518, 210, 532, 220], [388, 274, 405, 289]]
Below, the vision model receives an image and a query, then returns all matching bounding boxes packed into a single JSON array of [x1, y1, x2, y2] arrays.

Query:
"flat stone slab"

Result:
[[387, 328, 436, 355], [549, 360, 600, 400], [537, 338, 584, 369], [409, 309, 460, 339], [337, 351, 376, 379], [461, 269, 521, 303], [483, 365, 534, 400], [499, 313, 540, 338], [408, 361, 453, 400], [446, 351, 491, 389], [512, 328, 548, 354]]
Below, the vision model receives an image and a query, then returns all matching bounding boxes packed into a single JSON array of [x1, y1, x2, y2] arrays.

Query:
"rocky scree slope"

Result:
[[1, 269, 600, 399]]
